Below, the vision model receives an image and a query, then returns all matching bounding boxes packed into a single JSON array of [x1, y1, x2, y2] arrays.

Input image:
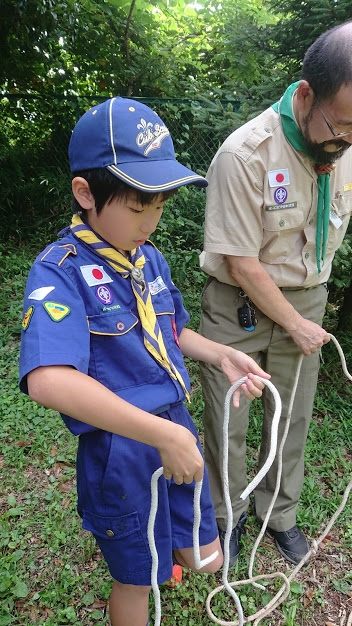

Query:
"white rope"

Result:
[[206, 333, 352, 625], [193, 478, 219, 569], [238, 378, 282, 501], [149, 469, 219, 626], [207, 376, 283, 626], [147, 333, 351, 626], [248, 353, 303, 590], [148, 466, 164, 626]]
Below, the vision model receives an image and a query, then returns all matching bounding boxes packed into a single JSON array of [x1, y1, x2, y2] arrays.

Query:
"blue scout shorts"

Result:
[[76, 402, 218, 585]]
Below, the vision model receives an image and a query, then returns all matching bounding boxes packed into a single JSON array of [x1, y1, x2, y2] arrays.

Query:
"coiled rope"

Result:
[[206, 333, 352, 625], [148, 333, 351, 626]]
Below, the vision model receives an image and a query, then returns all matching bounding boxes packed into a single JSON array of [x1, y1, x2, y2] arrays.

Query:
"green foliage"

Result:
[[1, 0, 271, 98], [330, 223, 352, 292], [265, 0, 352, 73]]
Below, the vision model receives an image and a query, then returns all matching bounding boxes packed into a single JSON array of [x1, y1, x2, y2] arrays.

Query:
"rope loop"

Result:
[[206, 333, 352, 625], [148, 333, 351, 626]]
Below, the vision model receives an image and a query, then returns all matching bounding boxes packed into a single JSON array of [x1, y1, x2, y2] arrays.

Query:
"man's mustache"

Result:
[[319, 139, 350, 150]]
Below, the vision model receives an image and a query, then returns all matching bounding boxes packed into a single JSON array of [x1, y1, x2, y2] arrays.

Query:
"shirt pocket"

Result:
[[331, 193, 352, 217], [150, 290, 184, 366], [87, 310, 160, 391], [326, 196, 351, 255], [342, 188, 352, 212], [260, 208, 305, 264], [151, 288, 175, 316], [88, 310, 138, 336]]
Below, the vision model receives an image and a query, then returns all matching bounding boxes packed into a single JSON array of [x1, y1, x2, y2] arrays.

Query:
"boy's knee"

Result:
[[198, 551, 223, 574], [174, 545, 223, 574]]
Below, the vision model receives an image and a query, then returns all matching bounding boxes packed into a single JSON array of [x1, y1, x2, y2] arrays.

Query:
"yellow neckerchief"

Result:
[[71, 214, 190, 401]]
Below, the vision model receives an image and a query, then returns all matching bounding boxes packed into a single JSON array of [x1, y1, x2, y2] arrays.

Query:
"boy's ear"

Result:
[[72, 177, 95, 210]]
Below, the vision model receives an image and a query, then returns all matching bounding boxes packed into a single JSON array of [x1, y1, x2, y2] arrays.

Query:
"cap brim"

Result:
[[107, 160, 208, 191]]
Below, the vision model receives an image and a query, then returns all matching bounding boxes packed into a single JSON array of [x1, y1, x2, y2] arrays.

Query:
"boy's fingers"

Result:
[[163, 466, 204, 484]]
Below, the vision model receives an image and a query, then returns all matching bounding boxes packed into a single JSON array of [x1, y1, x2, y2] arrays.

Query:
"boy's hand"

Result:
[[219, 348, 271, 408], [157, 423, 204, 485]]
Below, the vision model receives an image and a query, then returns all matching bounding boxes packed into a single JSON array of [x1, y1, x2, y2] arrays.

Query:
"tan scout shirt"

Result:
[[200, 105, 352, 288]]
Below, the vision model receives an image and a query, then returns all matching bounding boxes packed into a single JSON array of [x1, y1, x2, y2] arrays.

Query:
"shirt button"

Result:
[[305, 252, 310, 259], [116, 322, 125, 331], [309, 219, 314, 225], [106, 529, 115, 537], [279, 220, 285, 227]]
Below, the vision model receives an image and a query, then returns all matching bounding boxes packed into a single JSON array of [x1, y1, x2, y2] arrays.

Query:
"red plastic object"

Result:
[[165, 564, 183, 587]]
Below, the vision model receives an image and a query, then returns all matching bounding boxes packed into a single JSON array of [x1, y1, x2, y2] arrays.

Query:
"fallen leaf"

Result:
[[88, 600, 106, 610], [57, 482, 72, 493]]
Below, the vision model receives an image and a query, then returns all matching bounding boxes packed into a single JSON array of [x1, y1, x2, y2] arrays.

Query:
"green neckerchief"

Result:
[[272, 81, 332, 274]]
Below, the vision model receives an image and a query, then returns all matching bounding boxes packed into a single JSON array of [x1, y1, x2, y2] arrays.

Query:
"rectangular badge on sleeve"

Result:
[[80, 265, 113, 286], [268, 168, 290, 187]]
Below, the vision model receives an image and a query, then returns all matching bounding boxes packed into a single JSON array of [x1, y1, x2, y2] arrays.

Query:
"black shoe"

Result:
[[218, 512, 247, 568], [266, 525, 310, 565]]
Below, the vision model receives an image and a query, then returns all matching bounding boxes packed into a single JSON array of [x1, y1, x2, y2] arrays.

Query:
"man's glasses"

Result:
[[318, 105, 352, 138]]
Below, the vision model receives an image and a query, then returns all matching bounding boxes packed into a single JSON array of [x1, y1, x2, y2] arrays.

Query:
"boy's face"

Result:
[[87, 192, 165, 251]]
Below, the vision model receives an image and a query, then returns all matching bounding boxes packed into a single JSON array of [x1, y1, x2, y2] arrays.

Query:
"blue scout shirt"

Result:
[[19, 228, 191, 435]]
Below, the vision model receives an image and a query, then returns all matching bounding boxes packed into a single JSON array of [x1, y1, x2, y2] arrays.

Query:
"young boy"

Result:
[[19, 97, 269, 626]]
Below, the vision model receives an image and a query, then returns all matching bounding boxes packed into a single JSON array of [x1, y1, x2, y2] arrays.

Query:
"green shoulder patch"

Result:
[[43, 301, 71, 322]]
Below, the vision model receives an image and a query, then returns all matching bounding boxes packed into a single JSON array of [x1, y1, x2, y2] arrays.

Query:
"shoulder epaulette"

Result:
[[145, 239, 160, 252], [40, 244, 77, 267]]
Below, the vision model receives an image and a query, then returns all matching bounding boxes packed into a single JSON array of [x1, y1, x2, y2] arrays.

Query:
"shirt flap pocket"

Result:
[[262, 208, 305, 232], [88, 311, 138, 336], [82, 509, 141, 540], [151, 289, 175, 315], [331, 196, 351, 217]]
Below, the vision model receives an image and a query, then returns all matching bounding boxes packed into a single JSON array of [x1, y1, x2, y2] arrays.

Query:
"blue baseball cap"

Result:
[[68, 97, 208, 191]]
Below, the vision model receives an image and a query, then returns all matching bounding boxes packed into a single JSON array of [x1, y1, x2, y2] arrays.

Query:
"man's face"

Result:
[[301, 82, 352, 164]]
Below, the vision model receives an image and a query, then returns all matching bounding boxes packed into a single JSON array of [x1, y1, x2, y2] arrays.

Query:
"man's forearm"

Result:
[[226, 255, 301, 331], [225, 255, 330, 355]]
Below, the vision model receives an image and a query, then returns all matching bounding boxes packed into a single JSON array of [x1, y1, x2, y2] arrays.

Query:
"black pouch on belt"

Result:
[[237, 292, 257, 332]]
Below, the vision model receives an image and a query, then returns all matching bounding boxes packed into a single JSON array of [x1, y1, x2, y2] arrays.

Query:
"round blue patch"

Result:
[[95, 284, 114, 305], [273, 187, 288, 204]]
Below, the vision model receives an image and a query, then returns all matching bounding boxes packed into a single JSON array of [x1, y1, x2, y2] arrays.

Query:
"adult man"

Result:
[[199, 21, 352, 566]]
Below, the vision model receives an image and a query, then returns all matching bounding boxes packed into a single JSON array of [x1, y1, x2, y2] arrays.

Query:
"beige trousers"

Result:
[[199, 278, 328, 532]]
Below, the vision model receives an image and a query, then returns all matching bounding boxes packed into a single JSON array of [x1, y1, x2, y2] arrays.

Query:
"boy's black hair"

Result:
[[72, 168, 178, 217], [302, 20, 352, 102]]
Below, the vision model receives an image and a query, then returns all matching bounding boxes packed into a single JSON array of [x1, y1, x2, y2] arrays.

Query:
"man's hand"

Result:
[[219, 348, 271, 408], [287, 318, 330, 355]]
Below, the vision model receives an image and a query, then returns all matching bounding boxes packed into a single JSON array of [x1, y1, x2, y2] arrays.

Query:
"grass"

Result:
[[0, 241, 351, 625]]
